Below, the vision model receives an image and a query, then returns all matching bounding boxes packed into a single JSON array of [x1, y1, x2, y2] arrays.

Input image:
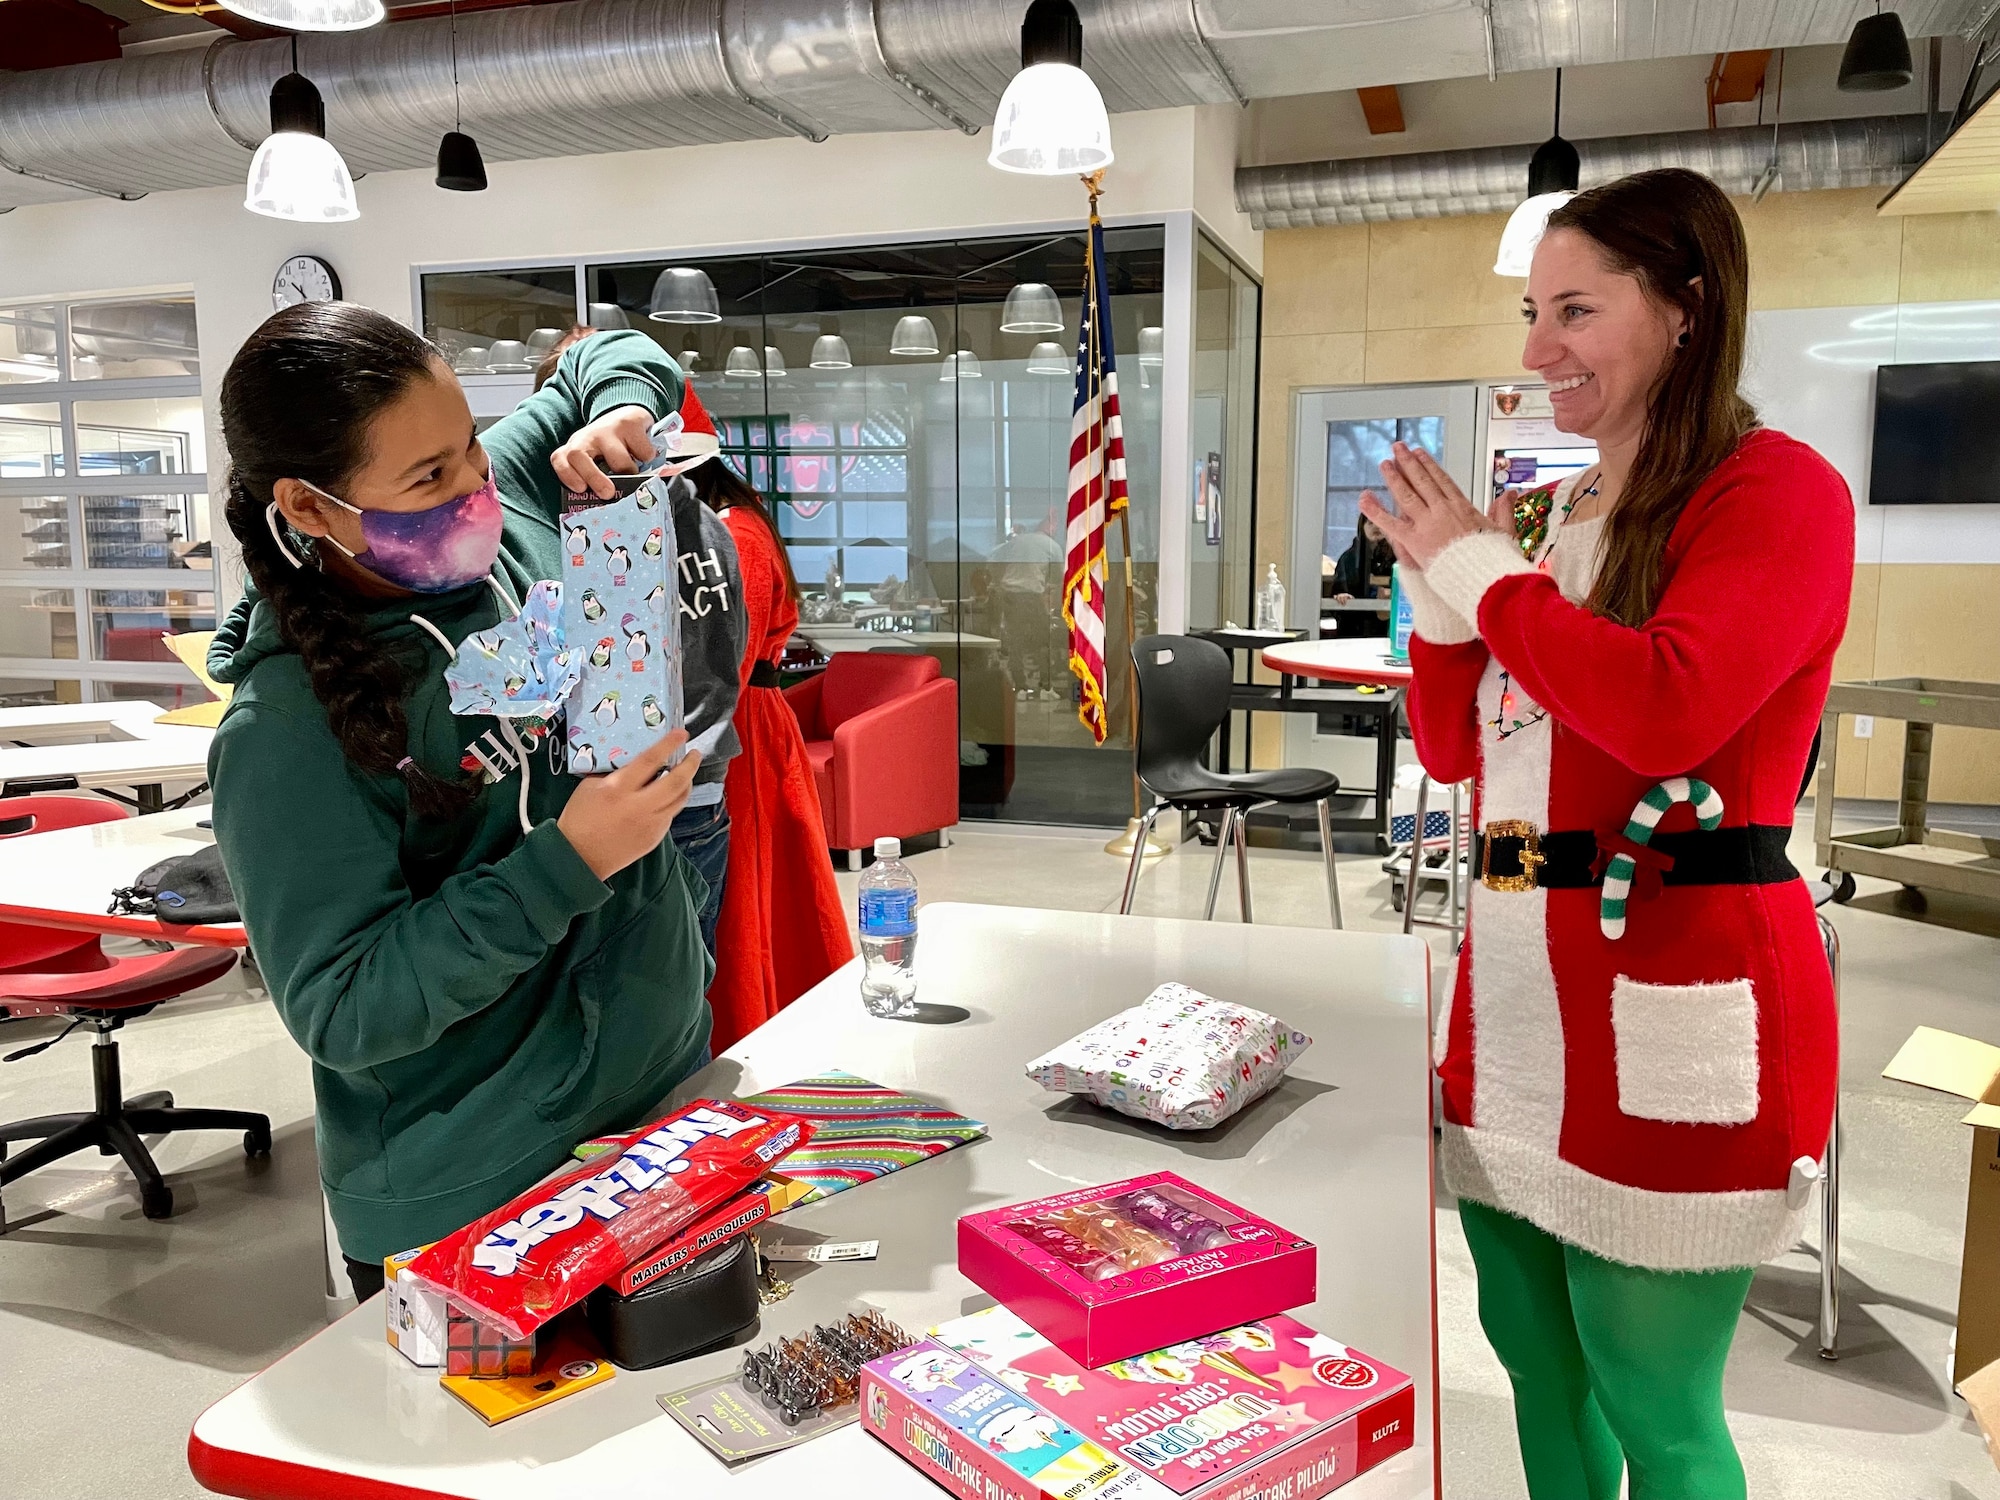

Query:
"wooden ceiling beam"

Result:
[[1356, 85, 1405, 136]]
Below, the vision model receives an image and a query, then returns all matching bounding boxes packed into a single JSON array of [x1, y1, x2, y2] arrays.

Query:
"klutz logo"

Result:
[[1313, 1358, 1377, 1390]]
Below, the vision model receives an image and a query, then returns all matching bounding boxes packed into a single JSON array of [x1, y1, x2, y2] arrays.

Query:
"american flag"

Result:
[[1063, 210, 1128, 745]]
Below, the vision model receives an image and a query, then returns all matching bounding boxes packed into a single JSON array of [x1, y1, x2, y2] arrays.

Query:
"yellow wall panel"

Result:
[[1364, 322, 1528, 384], [1830, 564, 1880, 798], [1366, 214, 1522, 331], [1859, 565, 2000, 803], [1738, 189, 1903, 311], [1897, 211, 2000, 304], [1262, 226, 1369, 336]]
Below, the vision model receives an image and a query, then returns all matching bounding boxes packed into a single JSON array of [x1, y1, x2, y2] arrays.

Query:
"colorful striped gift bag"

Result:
[[737, 1071, 987, 1205]]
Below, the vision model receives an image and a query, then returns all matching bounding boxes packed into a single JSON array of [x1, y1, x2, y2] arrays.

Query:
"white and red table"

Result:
[[187, 902, 1440, 1500], [1260, 643, 1463, 938], [0, 804, 244, 948], [0, 700, 214, 813], [1259, 639, 1413, 690]]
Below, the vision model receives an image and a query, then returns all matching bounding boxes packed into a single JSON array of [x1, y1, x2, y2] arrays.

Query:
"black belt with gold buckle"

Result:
[[1475, 822, 1797, 891]]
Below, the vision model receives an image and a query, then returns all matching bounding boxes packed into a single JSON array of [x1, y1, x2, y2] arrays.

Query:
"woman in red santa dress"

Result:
[[687, 432, 854, 1053], [1361, 168, 1850, 1500]]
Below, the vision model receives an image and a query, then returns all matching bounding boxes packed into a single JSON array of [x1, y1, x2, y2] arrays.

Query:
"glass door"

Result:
[[1284, 383, 1477, 784]]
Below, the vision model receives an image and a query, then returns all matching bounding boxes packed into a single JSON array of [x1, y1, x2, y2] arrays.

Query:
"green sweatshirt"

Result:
[[208, 331, 709, 1263]]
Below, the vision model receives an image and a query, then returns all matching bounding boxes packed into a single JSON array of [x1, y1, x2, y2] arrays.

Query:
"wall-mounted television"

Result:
[[1869, 360, 2000, 505]]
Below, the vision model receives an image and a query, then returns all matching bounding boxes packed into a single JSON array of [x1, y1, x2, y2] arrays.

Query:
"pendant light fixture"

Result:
[[1838, 3, 1913, 92], [891, 315, 940, 356], [677, 350, 700, 376], [649, 267, 721, 324], [989, 0, 1113, 176], [764, 346, 788, 379], [245, 40, 359, 223], [1493, 68, 1580, 277], [1000, 282, 1064, 333], [435, 0, 486, 192], [811, 333, 853, 369], [724, 346, 761, 379], [1026, 341, 1068, 375], [217, 0, 381, 31], [940, 350, 984, 382]]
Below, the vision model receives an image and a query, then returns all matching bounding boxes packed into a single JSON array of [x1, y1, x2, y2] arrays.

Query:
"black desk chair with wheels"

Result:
[[1118, 634, 1344, 928]]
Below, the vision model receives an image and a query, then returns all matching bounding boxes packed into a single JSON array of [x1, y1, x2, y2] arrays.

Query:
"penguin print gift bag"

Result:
[[560, 477, 684, 773]]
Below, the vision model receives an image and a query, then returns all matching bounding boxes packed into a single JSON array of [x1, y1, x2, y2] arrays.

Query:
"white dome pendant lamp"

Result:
[[1494, 69, 1579, 277], [218, 0, 381, 32], [435, 0, 486, 192], [245, 41, 359, 223], [989, 0, 1113, 176]]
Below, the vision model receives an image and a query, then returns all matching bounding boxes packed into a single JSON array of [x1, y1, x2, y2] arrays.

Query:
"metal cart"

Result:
[[1814, 677, 2000, 907]]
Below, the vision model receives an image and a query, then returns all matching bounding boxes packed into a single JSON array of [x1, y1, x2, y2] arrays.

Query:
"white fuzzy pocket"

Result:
[[1610, 976, 1760, 1125]]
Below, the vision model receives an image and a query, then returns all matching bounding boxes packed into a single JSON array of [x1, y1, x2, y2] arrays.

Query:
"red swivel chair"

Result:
[[785, 652, 959, 869], [0, 796, 267, 1220]]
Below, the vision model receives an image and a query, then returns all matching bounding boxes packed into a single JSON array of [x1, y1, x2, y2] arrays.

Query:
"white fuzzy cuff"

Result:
[[1401, 567, 1478, 646], [1424, 531, 1537, 624]]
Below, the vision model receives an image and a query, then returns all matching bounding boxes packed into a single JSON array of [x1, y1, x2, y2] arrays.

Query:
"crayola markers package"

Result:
[[560, 476, 684, 774]]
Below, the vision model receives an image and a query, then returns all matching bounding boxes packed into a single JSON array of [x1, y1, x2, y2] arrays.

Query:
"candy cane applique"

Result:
[[1600, 776, 1725, 939]]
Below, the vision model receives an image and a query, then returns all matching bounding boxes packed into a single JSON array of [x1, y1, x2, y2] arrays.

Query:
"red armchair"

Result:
[[785, 651, 959, 868]]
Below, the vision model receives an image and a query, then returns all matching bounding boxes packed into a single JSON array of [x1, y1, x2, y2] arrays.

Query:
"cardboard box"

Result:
[[1882, 1026, 2000, 1386], [958, 1172, 1315, 1369], [859, 1304, 1412, 1500], [383, 1245, 445, 1368]]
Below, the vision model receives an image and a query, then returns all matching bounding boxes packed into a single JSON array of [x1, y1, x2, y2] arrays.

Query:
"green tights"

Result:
[[1457, 1199, 1754, 1500]]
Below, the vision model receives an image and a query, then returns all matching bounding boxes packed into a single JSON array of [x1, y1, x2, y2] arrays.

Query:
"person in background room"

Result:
[[691, 453, 854, 1052], [209, 304, 711, 1301], [535, 338, 746, 956], [1361, 168, 1849, 1499], [1327, 514, 1396, 637], [989, 518, 1065, 699]]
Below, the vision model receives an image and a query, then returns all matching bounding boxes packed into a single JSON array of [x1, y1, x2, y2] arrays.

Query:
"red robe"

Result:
[[707, 507, 854, 1052], [1409, 429, 1850, 1270]]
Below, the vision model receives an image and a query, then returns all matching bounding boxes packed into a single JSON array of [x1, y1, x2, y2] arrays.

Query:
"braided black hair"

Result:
[[219, 301, 477, 820]]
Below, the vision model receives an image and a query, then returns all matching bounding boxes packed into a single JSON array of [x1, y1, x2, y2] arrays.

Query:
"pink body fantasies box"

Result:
[[957, 1172, 1316, 1368]]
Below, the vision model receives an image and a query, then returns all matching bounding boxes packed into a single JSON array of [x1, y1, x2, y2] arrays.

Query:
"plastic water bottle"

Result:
[[1257, 563, 1287, 631], [858, 837, 918, 1018]]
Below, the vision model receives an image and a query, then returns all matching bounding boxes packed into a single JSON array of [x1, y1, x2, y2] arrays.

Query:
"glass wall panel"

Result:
[[0, 676, 64, 707], [0, 403, 65, 477], [0, 585, 76, 660], [1189, 234, 1260, 631], [0, 305, 60, 384], [5, 495, 74, 570], [560, 227, 1169, 826], [68, 296, 200, 380], [421, 267, 578, 371], [72, 396, 206, 477]]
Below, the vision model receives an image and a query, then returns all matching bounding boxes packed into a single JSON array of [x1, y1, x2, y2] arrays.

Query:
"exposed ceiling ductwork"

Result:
[[0, 0, 1987, 212], [1235, 113, 1942, 228]]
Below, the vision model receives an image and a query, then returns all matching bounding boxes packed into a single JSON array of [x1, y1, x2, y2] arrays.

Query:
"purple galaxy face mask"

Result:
[[309, 476, 504, 594]]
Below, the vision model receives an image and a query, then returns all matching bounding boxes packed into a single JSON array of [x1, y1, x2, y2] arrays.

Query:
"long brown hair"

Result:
[[1544, 168, 1757, 625], [688, 455, 800, 600]]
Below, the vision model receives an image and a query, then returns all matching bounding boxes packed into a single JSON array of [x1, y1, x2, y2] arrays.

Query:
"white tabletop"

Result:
[[1263, 638, 1413, 687], [0, 805, 243, 946], [0, 700, 212, 795], [0, 700, 168, 739], [188, 902, 1438, 1500]]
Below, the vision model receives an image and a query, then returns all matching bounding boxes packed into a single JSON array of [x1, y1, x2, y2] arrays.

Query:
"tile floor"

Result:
[[0, 801, 1995, 1498]]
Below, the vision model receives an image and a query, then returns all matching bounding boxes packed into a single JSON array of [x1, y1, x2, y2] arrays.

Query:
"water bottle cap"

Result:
[[873, 837, 901, 859]]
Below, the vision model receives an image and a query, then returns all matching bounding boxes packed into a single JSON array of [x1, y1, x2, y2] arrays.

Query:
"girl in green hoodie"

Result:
[[208, 302, 712, 1299]]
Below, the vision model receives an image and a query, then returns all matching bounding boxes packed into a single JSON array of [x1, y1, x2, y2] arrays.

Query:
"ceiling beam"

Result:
[[1706, 50, 1772, 129], [1356, 84, 1405, 136]]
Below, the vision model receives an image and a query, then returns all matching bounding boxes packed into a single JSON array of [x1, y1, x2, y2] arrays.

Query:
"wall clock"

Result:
[[272, 254, 341, 310]]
